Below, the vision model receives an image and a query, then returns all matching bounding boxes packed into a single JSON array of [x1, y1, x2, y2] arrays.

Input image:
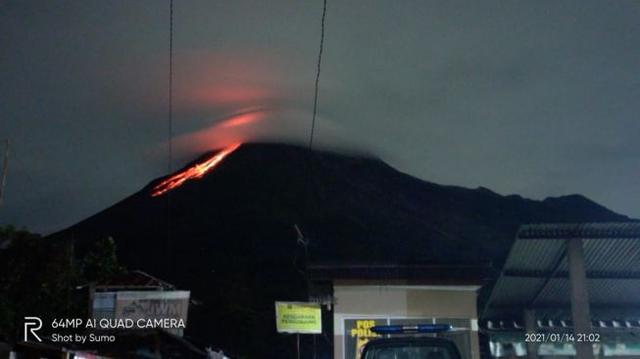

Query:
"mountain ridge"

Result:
[[49, 142, 633, 357], [55, 142, 632, 264]]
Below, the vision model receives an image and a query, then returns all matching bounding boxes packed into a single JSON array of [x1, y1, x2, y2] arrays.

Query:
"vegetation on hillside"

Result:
[[0, 226, 125, 342]]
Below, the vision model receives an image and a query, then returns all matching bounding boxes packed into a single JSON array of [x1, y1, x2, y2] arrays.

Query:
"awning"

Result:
[[482, 222, 640, 320]]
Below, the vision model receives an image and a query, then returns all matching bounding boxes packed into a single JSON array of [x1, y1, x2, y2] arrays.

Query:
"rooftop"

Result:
[[308, 263, 493, 285], [94, 270, 176, 290], [482, 222, 640, 320]]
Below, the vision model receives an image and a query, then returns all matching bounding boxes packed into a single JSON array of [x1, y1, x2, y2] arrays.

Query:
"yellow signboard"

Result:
[[275, 302, 322, 334]]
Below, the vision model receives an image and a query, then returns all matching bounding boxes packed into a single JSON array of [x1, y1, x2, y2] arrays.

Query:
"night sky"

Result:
[[1, 0, 639, 233]]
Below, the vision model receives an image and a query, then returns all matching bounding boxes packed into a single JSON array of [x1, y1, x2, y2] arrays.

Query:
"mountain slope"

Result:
[[51, 142, 631, 356], [59, 143, 629, 263]]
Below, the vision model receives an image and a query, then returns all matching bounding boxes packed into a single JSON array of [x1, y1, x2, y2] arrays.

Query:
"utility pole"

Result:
[[0, 139, 9, 207]]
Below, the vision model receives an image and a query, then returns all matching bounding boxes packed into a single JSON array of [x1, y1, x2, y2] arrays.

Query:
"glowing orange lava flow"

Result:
[[151, 143, 241, 197]]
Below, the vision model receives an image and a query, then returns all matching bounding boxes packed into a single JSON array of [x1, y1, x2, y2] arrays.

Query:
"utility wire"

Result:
[[304, 3, 327, 358], [304, 0, 328, 210], [302, 0, 328, 258], [308, 0, 327, 151], [168, 0, 174, 174], [166, 0, 174, 262], [0, 139, 9, 207]]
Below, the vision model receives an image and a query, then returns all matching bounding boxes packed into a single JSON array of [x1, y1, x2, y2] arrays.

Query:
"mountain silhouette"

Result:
[[51, 142, 632, 357]]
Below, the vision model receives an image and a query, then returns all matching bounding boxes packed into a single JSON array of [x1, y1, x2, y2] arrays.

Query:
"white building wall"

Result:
[[333, 284, 481, 359]]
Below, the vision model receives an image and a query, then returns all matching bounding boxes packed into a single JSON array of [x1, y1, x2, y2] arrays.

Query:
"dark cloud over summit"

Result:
[[1, 0, 639, 232]]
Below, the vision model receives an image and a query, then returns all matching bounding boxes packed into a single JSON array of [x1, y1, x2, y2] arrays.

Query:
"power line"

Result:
[[166, 0, 174, 263], [308, 0, 327, 151], [303, 0, 328, 219], [168, 0, 174, 173], [0, 139, 10, 207], [303, 3, 327, 356], [303, 0, 328, 236]]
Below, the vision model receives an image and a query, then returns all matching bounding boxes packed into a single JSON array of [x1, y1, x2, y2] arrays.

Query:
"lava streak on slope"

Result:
[[151, 143, 241, 197]]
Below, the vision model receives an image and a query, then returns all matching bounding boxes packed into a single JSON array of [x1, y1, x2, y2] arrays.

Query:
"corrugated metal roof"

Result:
[[588, 279, 640, 304], [517, 222, 640, 240], [582, 238, 639, 274], [526, 278, 640, 305], [503, 239, 565, 272], [483, 222, 640, 320], [490, 277, 545, 306], [534, 277, 570, 305]]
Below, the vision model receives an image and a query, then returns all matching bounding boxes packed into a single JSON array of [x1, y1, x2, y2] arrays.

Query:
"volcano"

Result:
[[51, 142, 632, 357]]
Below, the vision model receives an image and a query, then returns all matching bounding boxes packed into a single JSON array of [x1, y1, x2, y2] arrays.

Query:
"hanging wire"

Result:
[[303, 0, 328, 222], [0, 139, 9, 207], [168, 0, 174, 173], [308, 0, 327, 151], [303, 0, 328, 212], [306, 3, 327, 358], [166, 0, 174, 259]]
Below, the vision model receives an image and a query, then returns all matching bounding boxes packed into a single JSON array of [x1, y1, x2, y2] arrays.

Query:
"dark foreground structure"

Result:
[[482, 222, 640, 358]]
